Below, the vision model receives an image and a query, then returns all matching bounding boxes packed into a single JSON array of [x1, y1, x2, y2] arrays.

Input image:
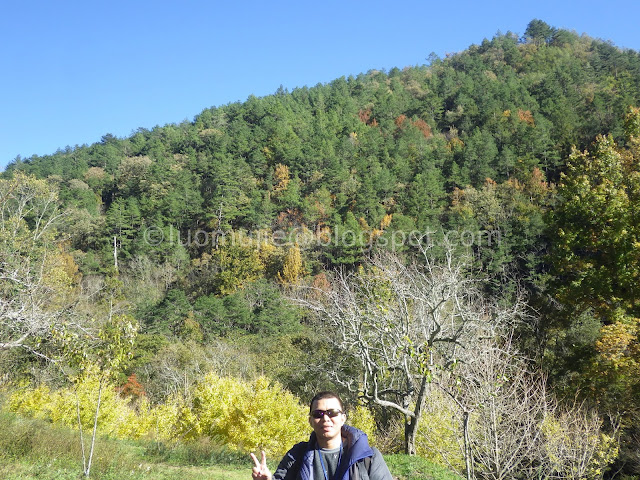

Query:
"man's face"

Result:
[[309, 396, 346, 446]]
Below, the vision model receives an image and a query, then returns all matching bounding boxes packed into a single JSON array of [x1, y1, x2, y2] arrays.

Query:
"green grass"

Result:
[[385, 454, 464, 480], [0, 410, 248, 480], [0, 459, 248, 480], [0, 409, 461, 480]]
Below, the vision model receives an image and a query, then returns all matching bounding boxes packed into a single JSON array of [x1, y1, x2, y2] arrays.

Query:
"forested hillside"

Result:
[[3, 20, 640, 478]]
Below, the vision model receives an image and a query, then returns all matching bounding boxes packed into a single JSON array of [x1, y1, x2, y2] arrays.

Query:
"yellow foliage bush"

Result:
[[8, 373, 140, 438], [5, 372, 310, 458], [540, 410, 619, 479], [142, 393, 188, 442], [346, 404, 378, 446], [7, 384, 54, 421], [415, 388, 464, 470], [189, 373, 308, 458]]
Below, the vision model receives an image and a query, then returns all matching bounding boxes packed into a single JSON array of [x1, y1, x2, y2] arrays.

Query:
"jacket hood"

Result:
[[341, 424, 372, 453]]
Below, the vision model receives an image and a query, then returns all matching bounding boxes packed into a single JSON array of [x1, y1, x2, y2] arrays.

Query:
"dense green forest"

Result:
[[2, 20, 640, 479]]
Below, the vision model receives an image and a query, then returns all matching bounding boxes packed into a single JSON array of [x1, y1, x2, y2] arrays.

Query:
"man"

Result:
[[250, 391, 393, 480]]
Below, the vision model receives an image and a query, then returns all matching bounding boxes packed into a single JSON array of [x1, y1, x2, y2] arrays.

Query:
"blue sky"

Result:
[[1, 0, 639, 171]]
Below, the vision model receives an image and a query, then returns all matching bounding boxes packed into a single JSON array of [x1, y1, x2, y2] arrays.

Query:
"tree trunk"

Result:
[[84, 377, 104, 478], [463, 410, 473, 480], [404, 416, 417, 455], [113, 236, 118, 274], [404, 375, 430, 455], [76, 389, 87, 474]]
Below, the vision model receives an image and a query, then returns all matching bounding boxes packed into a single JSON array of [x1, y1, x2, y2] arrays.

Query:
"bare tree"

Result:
[[290, 241, 619, 476], [291, 246, 522, 455], [138, 339, 257, 402], [428, 333, 620, 480], [0, 173, 68, 358], [533, 406, 619, 480], [453, 336, 548, 480]]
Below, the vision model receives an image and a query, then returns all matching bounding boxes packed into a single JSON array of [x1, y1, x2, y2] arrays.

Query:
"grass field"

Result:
[[0, 410, 462, 480]]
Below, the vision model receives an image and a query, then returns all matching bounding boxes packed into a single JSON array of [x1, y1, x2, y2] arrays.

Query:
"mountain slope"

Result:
[[4, 22, 640, 299]]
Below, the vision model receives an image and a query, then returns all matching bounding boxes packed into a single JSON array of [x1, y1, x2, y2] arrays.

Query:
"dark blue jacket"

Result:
[[273, 425, 393, 480]]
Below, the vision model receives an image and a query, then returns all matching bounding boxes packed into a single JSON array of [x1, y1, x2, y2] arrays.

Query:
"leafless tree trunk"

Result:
[[84, 376, 104, 478]]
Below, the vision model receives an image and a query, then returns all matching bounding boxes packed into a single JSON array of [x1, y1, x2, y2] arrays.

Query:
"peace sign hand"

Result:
[[250, 450, 272, 480]]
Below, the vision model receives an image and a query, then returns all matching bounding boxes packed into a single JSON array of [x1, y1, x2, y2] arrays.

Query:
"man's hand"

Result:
[[250, 450, 272, 480]]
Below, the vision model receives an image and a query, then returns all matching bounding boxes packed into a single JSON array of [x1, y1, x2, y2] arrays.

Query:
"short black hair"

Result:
[[309, 391, 344, 413]]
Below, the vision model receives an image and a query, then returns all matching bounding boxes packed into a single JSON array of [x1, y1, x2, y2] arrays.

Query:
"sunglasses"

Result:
[[310, 409, 343, 419]]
